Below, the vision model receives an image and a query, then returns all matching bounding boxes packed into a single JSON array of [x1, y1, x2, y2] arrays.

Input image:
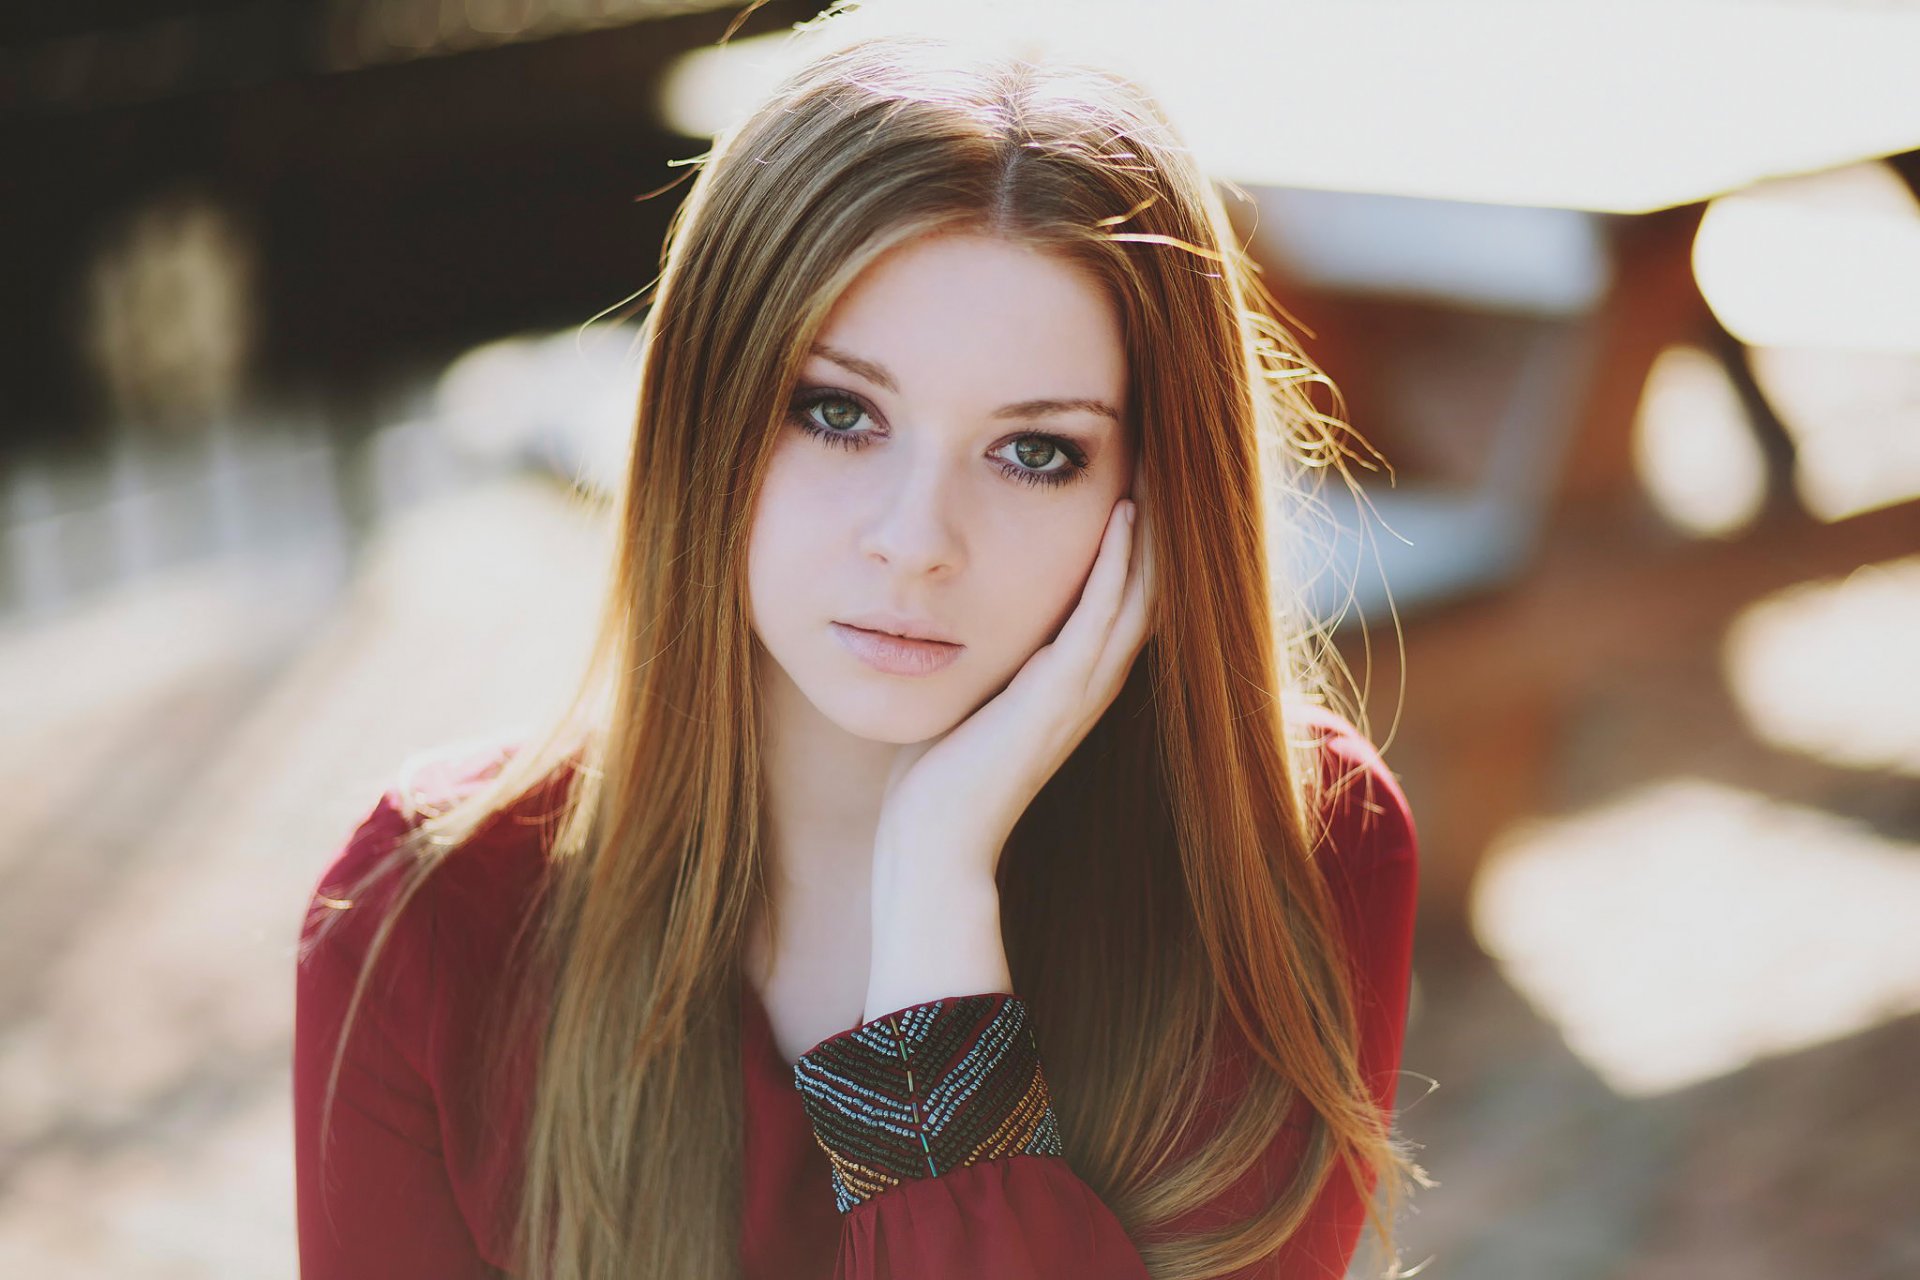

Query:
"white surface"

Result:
[[658, 0, 1920, 213]]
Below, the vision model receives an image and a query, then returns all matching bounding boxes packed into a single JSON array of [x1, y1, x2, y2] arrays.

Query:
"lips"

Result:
[[830, 622, 963, 677], [836, 612, 958, 644]]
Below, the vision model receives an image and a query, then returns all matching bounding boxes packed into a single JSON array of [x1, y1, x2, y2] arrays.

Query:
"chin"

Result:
[[808, 673, 972, 745]]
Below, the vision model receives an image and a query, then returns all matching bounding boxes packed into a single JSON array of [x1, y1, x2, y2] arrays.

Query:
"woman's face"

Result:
[[748, 230, 1135, 745]]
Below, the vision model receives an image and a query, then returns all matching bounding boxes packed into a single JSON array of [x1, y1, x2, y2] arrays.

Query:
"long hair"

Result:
[[306, 29, 1426, 1280]]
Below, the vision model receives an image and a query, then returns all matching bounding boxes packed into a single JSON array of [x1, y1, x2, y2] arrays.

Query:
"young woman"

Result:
[[293, 29, 1426, 1280]]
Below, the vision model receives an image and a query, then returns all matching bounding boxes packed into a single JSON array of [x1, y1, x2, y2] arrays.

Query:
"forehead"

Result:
[[809, 232, 1126, 406]]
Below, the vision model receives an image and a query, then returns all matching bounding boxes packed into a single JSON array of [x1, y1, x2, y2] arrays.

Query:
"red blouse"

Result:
[[292, 702, 1419, 1278]]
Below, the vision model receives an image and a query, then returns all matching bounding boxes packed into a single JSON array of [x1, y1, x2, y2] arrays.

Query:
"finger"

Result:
[[1052, 500, 1136, 674], [1087, 505, 1152, 700]]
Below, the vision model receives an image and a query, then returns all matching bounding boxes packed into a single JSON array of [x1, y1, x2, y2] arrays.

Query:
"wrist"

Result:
[[870, 854, 999, 918], [870, 825, 1004, 902], [864, 852, 1010, 1021]]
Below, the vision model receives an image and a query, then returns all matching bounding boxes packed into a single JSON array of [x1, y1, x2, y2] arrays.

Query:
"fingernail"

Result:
[[1124, 501, 1136, 526]]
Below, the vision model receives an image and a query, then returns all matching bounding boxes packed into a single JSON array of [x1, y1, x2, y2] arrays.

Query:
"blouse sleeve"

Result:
[[792, 991, 1151, 1279], [292, 793, 504, 1279], [790, 725, 1420, 1280]]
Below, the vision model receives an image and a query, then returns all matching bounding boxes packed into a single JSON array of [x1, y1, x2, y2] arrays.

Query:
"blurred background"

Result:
[[3, 0, 1917, 1275]]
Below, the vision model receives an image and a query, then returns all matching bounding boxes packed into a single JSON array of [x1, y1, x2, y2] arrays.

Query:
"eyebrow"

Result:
[[810, 342, 1122, 424]]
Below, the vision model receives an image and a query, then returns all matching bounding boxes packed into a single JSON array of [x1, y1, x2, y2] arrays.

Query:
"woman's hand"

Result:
[[860, 491, 1154, 1019], [872, 492, 1156, 892]]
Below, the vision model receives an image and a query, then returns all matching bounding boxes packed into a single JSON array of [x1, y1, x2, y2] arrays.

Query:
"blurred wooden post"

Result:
[[1548, 203, 1713, 522]]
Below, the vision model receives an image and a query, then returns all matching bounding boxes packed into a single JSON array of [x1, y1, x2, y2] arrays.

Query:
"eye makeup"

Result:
[[786, 385, 1094, 490]]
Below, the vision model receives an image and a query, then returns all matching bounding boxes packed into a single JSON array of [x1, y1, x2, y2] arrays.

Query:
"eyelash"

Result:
[[785, 386, 1092, 490]]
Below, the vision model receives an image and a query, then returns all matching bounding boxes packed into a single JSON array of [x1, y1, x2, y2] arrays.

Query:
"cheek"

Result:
[[979, 511, 1112, 650], [752, 435, 857, 538], [747, 450, 830, 623]]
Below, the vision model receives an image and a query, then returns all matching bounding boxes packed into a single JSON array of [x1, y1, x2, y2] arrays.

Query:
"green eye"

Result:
[[818, 399, 863, 433], [1013, 439, 1060, 470]]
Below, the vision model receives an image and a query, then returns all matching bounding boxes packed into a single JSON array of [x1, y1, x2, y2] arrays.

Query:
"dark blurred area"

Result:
[[2, 0, 819, 447], [2, 3, 1917, 1276]]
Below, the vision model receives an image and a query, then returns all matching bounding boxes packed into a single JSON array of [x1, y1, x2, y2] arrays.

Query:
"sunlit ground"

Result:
[[1750, 344, 1920, 523], [1472, 550, 1919, 1102], [1474, 775, 1920, 1099], [1724, 555, 1920, 778], [1631, 344, 1770, 537], [1694, 160, 1920, 351], [1635, 340, 1920, 531], [0, 464, 612, 1275], [1690, 159, 1920, 524]]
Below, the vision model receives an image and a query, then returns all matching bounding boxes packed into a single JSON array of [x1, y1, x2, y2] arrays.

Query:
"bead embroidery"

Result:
[[791, 993, 1066, 1212]]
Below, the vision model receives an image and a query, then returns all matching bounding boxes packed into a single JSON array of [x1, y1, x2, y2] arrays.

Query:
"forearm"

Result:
[[864, 838, 1011, 1021]]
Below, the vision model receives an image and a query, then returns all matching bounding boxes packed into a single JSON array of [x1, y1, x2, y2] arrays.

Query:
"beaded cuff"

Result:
[[791, 992, 1066, 1213]]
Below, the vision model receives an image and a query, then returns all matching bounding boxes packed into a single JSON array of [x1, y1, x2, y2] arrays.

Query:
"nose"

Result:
[[856, 447, 964, 578]]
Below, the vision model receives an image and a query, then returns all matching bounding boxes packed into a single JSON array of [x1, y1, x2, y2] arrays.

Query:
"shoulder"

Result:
[[1281, 699, 1421, 1101], [1284, 696, 1420, 883], [1282, 702, 1420, 1043], [305, 735, 517, 906], [300, 735, 562, 982], [1282, 697, 1422, 1003]]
